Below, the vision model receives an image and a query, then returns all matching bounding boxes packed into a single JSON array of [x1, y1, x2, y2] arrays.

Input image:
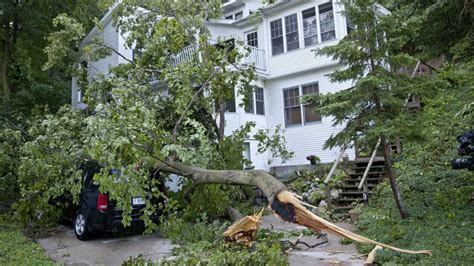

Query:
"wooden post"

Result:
[[324, 148, 346, 184], [358, 138, 381, 190]]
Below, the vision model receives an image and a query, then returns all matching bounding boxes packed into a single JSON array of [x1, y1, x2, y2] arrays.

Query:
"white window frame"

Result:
[[270, 18, 284, 56], [282, 82, 321, 127], [318, 1, 336, 42], [302, 7, 319, 47], [244, 87, 265, 115], [245, 31, 258, 48]]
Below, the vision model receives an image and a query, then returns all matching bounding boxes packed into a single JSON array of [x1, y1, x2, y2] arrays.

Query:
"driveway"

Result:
[[38, 216, 365, 265], [37, 226, 175, 265]]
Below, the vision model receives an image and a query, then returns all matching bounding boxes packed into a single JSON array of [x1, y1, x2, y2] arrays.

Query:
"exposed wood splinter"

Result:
[[223, 208, 264, 246], [273, 191, 432, 255]]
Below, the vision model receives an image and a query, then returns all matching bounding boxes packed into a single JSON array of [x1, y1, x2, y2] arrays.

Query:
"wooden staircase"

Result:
[[330, 156, 386, 215]]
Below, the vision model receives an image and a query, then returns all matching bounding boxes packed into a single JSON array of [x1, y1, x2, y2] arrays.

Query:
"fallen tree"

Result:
[[155, 160, 431, 255]]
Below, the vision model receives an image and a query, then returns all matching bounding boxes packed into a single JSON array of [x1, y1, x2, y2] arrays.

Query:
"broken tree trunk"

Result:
[[224, 209, 264, 246], [154, 161, 431, 255]]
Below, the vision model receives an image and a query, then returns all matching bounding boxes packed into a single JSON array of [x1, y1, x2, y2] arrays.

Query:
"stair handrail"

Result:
[[357, 138, 381, 190], [324, 147, 346, 184]]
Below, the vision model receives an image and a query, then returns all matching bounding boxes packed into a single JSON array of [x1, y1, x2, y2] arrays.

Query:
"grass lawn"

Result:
[[0, 214, 53, 265]]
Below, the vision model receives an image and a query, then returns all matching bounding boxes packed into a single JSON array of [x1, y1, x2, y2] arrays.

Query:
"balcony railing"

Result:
[[241, 46, 267, 71], [169, 44, 199, 67], [169, 44, 268, 72]]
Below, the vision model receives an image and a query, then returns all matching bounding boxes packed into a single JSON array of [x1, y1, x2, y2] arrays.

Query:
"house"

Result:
[[72, 0, 390, 175]]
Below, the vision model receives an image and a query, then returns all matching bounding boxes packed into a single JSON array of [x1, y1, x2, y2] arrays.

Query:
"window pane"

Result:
[[285, 14, 299, 51], [255, 87, 264, 115], [246, 31, 258, 48], [234, 11, 243, 20], [226, 98, 236, 112], [284, 87, 300, 107], [302, 83, 321, 123], [271, 19, 284, 55], [319, 2, 335, 42], [284, 87, 301, 126], [304, 104, 321, 123], [303, 7, 318, 46], [245, 91, 254, 113], [285, 106, 302, 126], [272, 37, 284, 55], [270, 19, 283, 38]]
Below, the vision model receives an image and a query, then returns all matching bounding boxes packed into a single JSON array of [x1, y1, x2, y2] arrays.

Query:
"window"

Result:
[[234, 11, 243, 20], [319, 2, 336, 42], [246, 31, 258, 48], [270, 19, 284, 55], [255, 87, 265, 115], [225, 98, 236, 112], [245, 87, 265, 115], [284, 87, 302, 126], [245, 91, 254, 114], [285, 14, 300, 51], [283, 83, 321, 126], [302, 83, 321, 123], [302, 7, 318, 46], [242, 142, 252, 170], [225, 15, 233, 20]]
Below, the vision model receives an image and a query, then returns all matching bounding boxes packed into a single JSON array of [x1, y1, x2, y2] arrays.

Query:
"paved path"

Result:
[[261, 215, 365, 266], [37, 226, 175, 265]]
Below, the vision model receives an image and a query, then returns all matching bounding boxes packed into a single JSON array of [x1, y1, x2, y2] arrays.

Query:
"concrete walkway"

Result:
[[37, 226, 175, 265], [261, 215, 365, 266]]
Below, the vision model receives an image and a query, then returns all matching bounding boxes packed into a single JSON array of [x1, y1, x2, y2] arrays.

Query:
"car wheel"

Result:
[[74, 211, 91, 240]]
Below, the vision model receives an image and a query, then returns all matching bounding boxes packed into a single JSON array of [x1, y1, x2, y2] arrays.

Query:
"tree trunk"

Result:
[[1, 15, 11, 101], [218, 102, 225, 142], [380, 136, 410, 219], [153, 160, 429, 255]]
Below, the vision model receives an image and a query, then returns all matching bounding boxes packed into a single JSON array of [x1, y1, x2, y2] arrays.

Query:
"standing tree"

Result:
[[311, 0, 427, 218], [14, 0, 431, 255]]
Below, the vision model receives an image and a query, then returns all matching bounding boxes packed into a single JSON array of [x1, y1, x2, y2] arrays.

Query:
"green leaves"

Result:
[[43, 14, 86, 71]]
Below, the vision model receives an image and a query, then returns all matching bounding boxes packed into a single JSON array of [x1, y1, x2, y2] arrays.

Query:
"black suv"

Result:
[[73, 161, 161, 240]]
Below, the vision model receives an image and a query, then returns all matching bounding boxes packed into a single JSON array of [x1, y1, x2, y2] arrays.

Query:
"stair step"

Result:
[[340, 191, 372, 195], [331, 206, 353, 210], [349, 171, 386, 176], [344, 178, 384, 183], [352, 165, 386, 170], [341, 184, 377, 189], [334, 198, 365, 202]]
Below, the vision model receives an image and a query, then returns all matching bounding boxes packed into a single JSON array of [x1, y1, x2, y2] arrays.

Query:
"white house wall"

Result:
[[265, 66, 355, 167], [87, 21, 120, 78]]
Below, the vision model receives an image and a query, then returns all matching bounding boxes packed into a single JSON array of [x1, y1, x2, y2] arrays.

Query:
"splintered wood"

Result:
[[274, 191, 432, 255], [224, 209, 264, 246]]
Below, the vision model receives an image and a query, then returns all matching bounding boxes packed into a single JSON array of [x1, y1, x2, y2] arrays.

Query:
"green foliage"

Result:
[[13, 106, 85, 226], [355, 61, 474, 264], [0, 214, 52, 265], [156, 214, 288, 265], [310, 0, 421, 149]]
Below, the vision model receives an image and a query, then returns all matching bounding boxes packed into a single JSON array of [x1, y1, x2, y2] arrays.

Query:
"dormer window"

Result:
[[234, 11, 243, 20], [224, 10, 244, 20]]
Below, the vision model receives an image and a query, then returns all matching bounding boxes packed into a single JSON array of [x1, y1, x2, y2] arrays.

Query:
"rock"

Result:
[[330, 189, 339, 199], [319, 200, 327, 207]]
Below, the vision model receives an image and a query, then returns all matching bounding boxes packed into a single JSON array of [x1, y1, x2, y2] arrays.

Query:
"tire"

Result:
[[74, 211, 92, 240]]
